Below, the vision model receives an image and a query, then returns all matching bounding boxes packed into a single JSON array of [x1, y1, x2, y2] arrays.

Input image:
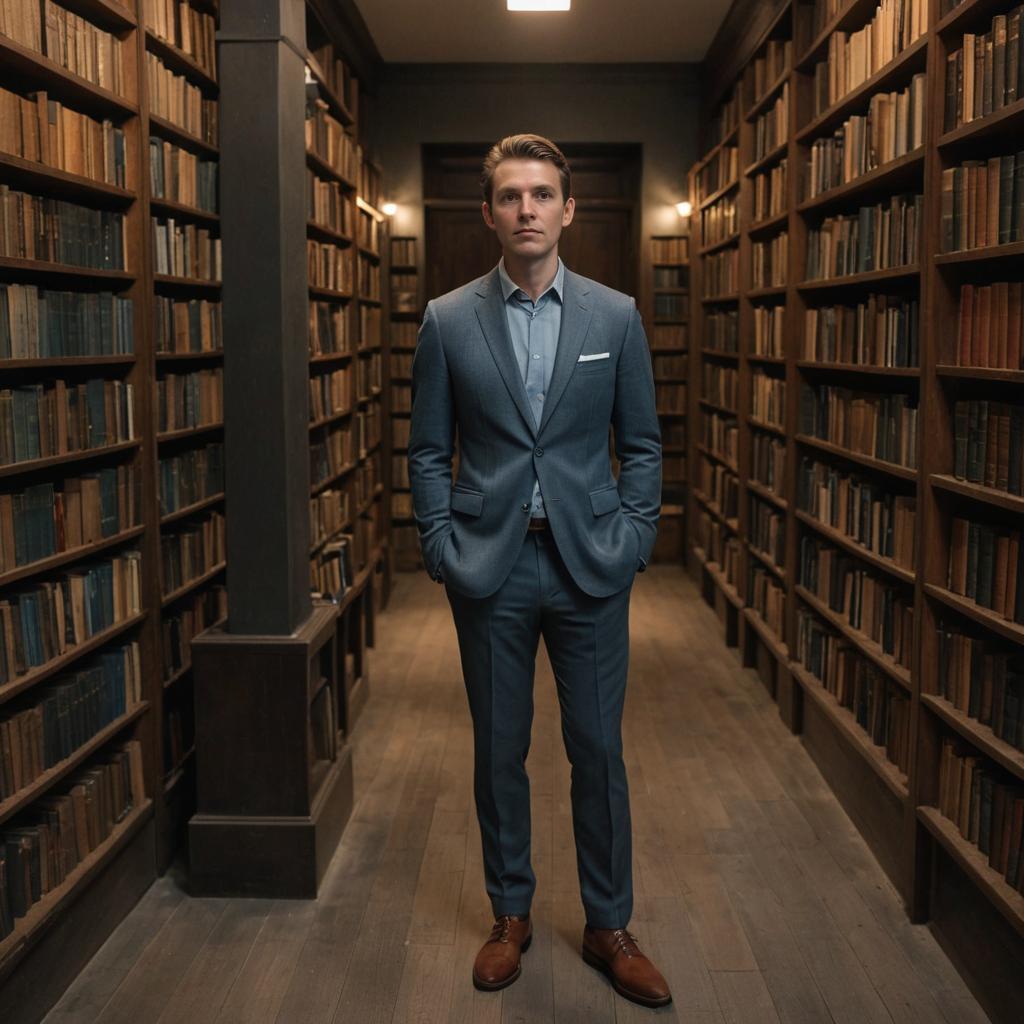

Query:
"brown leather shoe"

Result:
[[582, 925, 672, 1008], [472, 914, 532, 991]]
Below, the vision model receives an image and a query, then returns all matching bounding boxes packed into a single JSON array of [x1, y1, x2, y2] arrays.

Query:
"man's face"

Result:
[[482, 158, 575, 259]]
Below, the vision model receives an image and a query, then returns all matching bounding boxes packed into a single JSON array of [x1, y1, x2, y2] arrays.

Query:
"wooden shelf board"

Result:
[[0, 439, 141, 480], [795, 584, 913, 692], [149, 196, 219, 225], [924, 583, 1024, 649], [748, 415, 786, 438], [921, 693, 1024, 787], [692, 489, 740, 533], [743, 606, 789, 663], [0, 34, 137, 120], [161, 561, 227, 608], [306, 220, 354, 245], [309, 407, 354, 431], [155, 349, 223, 362], [934, 241, 1024, 267], [939, 97, 1024, 150], [0, 355, 136, 370], [794, 509, 916, 586], [0, 799, 153, 979], [797, 0, 879, 70], [795, 433, 918, 481], [305, 150, 357, 191], [791, 660, 909, 800], [747, 284, 788, 300], [798, 265, 920, 292], [699, 233, 740, 257], [797, 36, 928, 142], [747, 541, 786, 582], [160, 492, 225, 526], [746, 479, 787, 510], [935, 365, 1024, 383], [0, 702, 149, 826], [698, 179, 740, 212], [797, 360, 919, 377], [0, 611, 146, 708], [699, 398, 738, 417], [930, 475, 1024, 516], [917, 805, 1024, 941], [744, 69, 791, 122], [744, 141, 787, 178], [696, 444, 739, 474], [153, 274, 221, 291], [309, 351, 355, 365], [145, 30, 218, 93], [797, 148, 925, 214], [704, 558, 743, 608], [692, 125, 738, 175], [748, 210, 789, 236], [747, 353, 786, 366], [0, 257, 134, 285], [157, 422, 223, 444], [701, 348, 739, 361], [148, 114, 218, 156], [311, 461, 358, 496], [701, 293, 740, 305], [0, 524, 145, 591], [0, 152, 135, 206]]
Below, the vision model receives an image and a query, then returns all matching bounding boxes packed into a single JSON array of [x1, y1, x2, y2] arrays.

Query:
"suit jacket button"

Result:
[[534, 447, 543, 457], [521, 503, 530, 512]]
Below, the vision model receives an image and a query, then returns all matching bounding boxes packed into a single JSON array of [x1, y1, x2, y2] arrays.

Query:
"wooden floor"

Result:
[[45, 565, 991, 1024]]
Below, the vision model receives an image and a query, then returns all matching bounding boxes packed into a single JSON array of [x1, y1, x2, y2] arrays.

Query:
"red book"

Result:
[[958, 283, 975, 365], [994, 281, 1009, 369]]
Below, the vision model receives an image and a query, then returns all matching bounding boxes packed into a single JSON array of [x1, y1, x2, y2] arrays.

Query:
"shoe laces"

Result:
[[611, 928, 641, 958], [489, 914, 521, 944]]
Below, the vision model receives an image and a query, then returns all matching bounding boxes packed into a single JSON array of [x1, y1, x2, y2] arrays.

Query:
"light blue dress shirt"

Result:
[[498, 257, 565, 519]]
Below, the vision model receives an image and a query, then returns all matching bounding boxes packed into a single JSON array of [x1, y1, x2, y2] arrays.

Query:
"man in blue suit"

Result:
[[408, 134, 669, 1008]]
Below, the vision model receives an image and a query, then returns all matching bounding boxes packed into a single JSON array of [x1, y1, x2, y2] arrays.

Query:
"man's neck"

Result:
[[502, 250, 559, 303]]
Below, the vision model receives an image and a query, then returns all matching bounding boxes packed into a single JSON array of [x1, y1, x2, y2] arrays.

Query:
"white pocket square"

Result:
[[578, 352, 610, 362]]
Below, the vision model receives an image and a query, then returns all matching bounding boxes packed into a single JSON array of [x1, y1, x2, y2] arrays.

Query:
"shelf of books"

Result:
[[388, 234, 421, 571], [692, 0, 1024, 1016], [648, 233, 689, 561], [0, 0, 159, 1011], [141, 0, 226, 873], [304, 3, 388, 734]]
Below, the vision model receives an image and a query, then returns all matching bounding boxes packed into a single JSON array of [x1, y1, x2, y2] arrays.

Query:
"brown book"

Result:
[[977, 285, 992, 366], [950, 516, 970, 593], [994, 532, 1011, 618], [1006, 533, 1020, 623], [997, 405, 1011, 490], [987, 157, 1001, 248], [0, 492, 16, 573], [992, 784, 1009, 871], [69, 783, 89, 860], [1007, 797, 1024, 886], [958, 283, 975, 364], [985, 400, 999, 487], [994, 281, 1010, 369], [1009, 281, 1023, 370]]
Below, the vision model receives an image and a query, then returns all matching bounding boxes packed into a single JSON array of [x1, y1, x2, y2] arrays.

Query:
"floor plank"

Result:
[[44, 566, 990, 1024]]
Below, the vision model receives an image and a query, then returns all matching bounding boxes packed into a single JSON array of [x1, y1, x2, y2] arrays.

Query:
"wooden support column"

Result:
[[188, 0, 352, 897]]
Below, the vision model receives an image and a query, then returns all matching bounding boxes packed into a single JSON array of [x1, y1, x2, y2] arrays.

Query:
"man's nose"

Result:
[[519, 198, 535, 218]]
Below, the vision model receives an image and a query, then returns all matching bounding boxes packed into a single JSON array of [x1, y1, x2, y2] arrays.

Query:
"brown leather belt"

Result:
[[527, 517, 549, 532]]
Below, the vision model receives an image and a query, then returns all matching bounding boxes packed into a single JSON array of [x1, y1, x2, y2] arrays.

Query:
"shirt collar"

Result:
[[498, 257, 565, 305]]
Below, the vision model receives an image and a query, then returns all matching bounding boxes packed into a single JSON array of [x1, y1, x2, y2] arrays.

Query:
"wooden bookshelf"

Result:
[[0, 0, 166, 1009], [388, 235, 422, 571], [690, 0, 1024, 1018]]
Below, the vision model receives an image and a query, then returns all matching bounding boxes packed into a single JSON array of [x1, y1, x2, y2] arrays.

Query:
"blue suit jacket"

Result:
[[408, 264, 661, 599]]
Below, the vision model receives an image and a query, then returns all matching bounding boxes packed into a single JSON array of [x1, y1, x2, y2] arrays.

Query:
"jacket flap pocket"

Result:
[[589, 486, 620, 516], [450, 488, 484, 517]]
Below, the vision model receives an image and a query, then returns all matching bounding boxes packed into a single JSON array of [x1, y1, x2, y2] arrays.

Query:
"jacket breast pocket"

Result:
[[450, 487, 484, 517], [589, 485, 620, 516]]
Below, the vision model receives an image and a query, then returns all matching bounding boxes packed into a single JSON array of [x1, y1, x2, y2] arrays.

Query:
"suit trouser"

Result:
[[444, 526, 633, 929]]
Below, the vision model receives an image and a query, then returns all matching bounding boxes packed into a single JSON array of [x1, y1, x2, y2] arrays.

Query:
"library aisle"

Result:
[[43, 566, 988, 1024]]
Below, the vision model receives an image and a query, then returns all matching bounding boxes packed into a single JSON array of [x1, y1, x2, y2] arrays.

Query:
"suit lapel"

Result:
[[475, 269, 538, 438], [538, 269, 593, 436]]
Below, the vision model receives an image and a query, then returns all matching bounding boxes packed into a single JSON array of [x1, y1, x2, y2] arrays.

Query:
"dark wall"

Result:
[[369, 62, 701, 297]]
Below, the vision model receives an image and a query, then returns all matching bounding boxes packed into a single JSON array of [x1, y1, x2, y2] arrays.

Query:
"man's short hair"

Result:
[[481, 134, 572, 206]]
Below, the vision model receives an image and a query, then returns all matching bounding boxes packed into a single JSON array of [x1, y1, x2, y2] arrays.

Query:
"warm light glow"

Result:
[[507, 0, 571, 10], [382, 202, 398, 216], [676, 201, 692, 217]]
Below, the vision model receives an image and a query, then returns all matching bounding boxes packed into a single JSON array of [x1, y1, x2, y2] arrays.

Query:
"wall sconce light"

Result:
[[676, 201, 692, 217], [382, 202, 398, 216]]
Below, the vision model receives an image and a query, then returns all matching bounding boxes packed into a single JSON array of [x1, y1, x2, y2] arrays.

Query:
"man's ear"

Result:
[[562, 196, 576, 227], [481, 201, 496, 230]]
